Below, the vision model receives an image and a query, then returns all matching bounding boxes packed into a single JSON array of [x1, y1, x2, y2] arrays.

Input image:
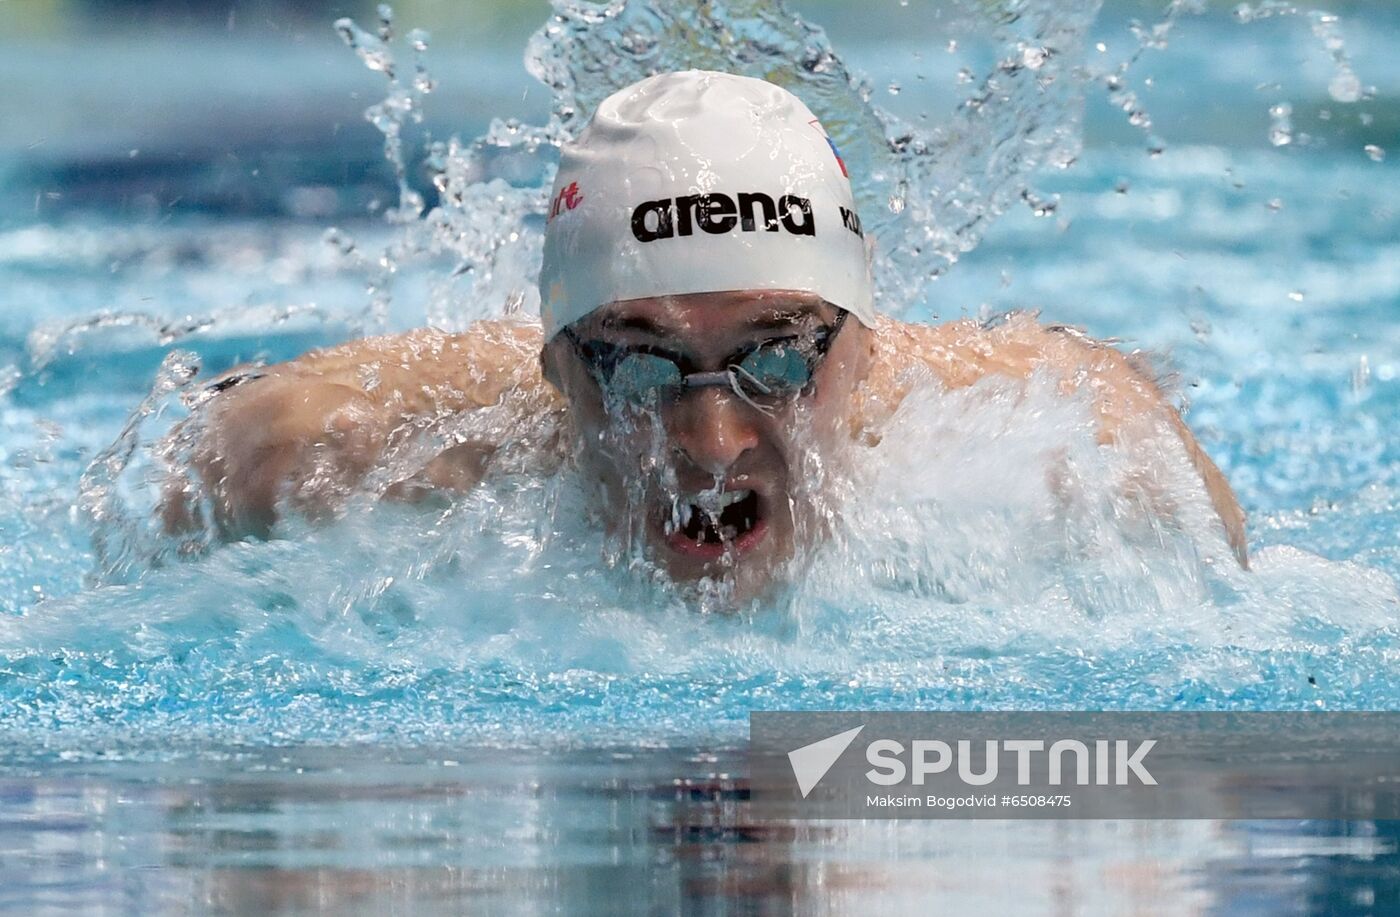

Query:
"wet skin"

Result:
[[168, 292, 1249, 600], [540, 291, 872, 598]]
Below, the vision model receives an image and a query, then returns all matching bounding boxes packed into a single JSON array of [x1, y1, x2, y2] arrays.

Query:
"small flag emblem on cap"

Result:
[[810, 119, 848, 177], [825, 137, 848, 177]]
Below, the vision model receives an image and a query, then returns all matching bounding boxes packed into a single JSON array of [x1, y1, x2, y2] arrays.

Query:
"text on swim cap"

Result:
[[839, 206, 863, 238], [631, 192, 815, 243], [548, 181, 583, 222]]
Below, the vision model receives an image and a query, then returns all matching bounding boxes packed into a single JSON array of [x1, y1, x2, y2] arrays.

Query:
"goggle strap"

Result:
[[727, 370, 778, 416], [730, 362, 776, 395]]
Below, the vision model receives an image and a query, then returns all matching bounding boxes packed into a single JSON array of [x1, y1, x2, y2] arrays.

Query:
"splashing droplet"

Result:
[[323, 227, 358, 257], [1021, 189, 1059, 217], [1352, 354, 1371, 395], [1329, 70, 1362, 103], [1020, 45, 1049, 70], [1364, 144, 1385, 162], [1268, 102, 1293, 146], [336, 19, 391, 75]]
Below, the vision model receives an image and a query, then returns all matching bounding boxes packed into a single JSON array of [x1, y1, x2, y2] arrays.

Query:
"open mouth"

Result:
[[664, 488, 768, 558]]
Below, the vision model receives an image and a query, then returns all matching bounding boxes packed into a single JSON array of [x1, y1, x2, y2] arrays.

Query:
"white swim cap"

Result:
[[538, 70, 876, 338]]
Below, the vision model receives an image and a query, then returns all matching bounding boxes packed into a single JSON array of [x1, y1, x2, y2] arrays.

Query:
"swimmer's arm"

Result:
[[1164, 409, 1249, 568], [901, 315, 1248, 567], [1052, 327, 1248, 565], [164, 320, 551, 538], [1032, 322, 1249, 568]]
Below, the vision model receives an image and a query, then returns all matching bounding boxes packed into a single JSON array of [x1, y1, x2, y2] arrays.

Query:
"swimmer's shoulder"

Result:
[[291, 318, 542, 375], [873, 311, 1113, 388], [866, 311, 1182, 452], [873, 311, 1161, 412], [282, 318, 562, 415]]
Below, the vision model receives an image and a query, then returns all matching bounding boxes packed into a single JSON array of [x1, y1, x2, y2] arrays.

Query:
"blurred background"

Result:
[[2, 0, 1394, 225]]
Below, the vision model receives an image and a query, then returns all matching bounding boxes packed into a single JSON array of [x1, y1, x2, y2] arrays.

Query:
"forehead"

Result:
[[589, 289, 835, 338]]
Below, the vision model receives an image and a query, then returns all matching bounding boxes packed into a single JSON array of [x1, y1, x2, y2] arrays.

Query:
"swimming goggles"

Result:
[[561, 309, 849, 410]]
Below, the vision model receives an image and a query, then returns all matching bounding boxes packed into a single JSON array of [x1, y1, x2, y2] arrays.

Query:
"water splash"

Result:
[[333, 4, 437, 328], [77, 350, 203, 584], [319, 0, 1105, 323], [325, 0, 1369, 327], [18, 0, 1393, 755], [534, 0, 1103, 309], [12, 370, 1400, 753], [1084, 0, 1374, 155], [1093, 0, 1204, 156], [1233, 4, 1366, 104], [75, 0, 1382, 593]]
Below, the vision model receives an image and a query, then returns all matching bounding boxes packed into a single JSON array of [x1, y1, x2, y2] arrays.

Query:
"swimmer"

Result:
[[167, 71, 1248, 599]]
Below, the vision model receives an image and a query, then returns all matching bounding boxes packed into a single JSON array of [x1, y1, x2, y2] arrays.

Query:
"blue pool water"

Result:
[[1, 0, 1399, 912]]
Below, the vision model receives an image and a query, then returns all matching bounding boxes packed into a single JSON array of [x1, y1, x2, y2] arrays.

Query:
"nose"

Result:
[[666, 387, 761, 475]]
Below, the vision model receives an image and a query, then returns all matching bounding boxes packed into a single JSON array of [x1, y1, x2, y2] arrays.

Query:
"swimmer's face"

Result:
[[543, 290, 873, 601]]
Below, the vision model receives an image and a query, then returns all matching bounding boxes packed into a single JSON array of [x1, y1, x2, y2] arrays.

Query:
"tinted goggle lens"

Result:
[[607, 342, 814, 405], [610, 352, 684, 400], [737, 343, 811, 394]]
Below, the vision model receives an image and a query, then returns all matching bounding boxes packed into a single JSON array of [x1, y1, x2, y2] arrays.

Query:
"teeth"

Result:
[[669, 489, 755, 539], [683, 489, 753, 514]]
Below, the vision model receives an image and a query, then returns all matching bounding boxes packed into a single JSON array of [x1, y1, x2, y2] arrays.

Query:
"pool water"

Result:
[[1, 0, 1398, 912]]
